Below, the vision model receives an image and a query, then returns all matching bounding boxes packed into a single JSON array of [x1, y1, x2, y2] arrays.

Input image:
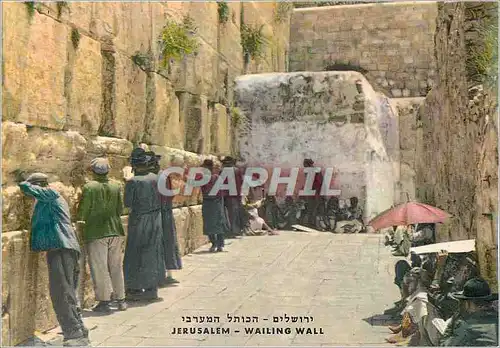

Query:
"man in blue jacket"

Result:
[[17, 171, 89, 346]]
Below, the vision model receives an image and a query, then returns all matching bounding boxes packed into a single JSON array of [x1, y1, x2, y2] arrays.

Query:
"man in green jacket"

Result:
[[440, 277, 498, 346], [78, 158, 126, 313]]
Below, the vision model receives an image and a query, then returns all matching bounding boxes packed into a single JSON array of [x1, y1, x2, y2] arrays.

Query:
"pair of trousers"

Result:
[[305, 196, 320, 226], [86, 236, 125, 301], [208, 234, 224, 248], [47, 249, 86, 340]]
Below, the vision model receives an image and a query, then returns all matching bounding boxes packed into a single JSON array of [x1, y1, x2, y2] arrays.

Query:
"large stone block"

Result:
[[173, 205, 206, 256], [2, 122, 87, 186], [179, 93, 210, 153], [113, 53, 148, 143], [210, 104, 231, 155], [3, 3, 68, 129], [143, 75, 182, 148], [114, 2, 153, 56], [67, 34, 102, 135], [187, 2, 218, 49], [2, 231, 57, 346]]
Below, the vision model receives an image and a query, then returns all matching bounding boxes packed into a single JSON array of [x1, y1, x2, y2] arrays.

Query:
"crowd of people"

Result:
[[14, 150, 286, 346], [382, 227, 498, 346]]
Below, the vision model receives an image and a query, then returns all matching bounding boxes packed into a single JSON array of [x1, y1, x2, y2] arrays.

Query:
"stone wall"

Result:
[[289, 2, 438, 98], [1, 1, 291, 345], [234, 71, 400, 221], [389, 97, 425, 203], [415, 2, 498, 288]]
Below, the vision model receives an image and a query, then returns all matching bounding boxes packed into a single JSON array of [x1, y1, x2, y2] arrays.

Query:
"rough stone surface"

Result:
[[2, 122, 87, 187], [389, 98, 425, 201], [235, 72, 399, 220], [41, 233, 400, 346], [67, 34, 103, 135], [289, 2, 438, 97], [3, 3, 68, 129], [415, 3, 498, 287]]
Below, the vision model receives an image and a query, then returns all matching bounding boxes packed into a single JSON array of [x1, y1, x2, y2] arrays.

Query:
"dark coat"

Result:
[[123, 173, 164, 290]]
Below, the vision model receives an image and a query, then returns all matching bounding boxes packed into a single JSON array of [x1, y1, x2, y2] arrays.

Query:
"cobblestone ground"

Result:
[[45, 231, 400, 346]]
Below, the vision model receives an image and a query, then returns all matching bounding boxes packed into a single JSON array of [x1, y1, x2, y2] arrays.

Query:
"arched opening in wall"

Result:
[[324, 62, 368, 75]]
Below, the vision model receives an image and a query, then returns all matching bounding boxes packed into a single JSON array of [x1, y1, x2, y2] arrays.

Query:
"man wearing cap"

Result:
[[123, 150, 164, 302], [16, 171, 89, 346], [78, 158, 127, 313], [439, 277, 498, 346]]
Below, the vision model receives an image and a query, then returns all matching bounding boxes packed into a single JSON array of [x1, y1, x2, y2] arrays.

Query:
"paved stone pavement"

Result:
[[45, 231, 401, 346]]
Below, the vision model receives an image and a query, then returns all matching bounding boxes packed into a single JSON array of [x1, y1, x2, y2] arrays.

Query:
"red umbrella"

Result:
[[368, 201, 450, 231]]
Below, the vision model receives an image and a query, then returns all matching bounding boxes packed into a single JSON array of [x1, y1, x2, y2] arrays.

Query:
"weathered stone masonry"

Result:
[[1, 2, 290, 345], [289, 2, 438, 98]]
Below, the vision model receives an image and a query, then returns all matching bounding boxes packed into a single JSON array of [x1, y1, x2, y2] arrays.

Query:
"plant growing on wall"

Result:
[[56, 1, 69, 18], [274, 2, 294, 23], [241, 24, 265, 64], [465, 6, 498, 87], [71, 28, 81, 49], [24, 1, 37, 21], [158, 16, 199, 69], [230, 106, 243, 127], [217, 1, 230, 24]]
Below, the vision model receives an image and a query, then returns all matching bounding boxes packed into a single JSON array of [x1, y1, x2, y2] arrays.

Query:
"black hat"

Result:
[[304, 158, 314, 166], [450, 277, 498, 301]]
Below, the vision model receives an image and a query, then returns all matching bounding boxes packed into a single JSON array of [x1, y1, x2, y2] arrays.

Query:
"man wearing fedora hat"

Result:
[[440, 277, 498, 346]]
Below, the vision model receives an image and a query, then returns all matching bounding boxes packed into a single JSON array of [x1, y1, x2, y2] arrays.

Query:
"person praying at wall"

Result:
[[221, 156, 244, 238], [146, 152, 182, 286], [302, 158, 324, 229], [78, 158, 127, 313], [199, 159, 229, 252], [123, 150, 164, 302], [16, 171, 89, 346]]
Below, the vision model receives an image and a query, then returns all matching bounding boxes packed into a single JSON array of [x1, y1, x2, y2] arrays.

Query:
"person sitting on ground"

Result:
[[439, 277, 498, 346], [242, 187, 279, 236], [391, 225, 412, 257], [386, 267, 432, 345], [412, 223, 435, 247]]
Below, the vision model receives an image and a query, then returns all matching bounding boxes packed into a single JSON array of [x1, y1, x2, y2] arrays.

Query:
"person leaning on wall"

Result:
[[15, 170, 90, 346]]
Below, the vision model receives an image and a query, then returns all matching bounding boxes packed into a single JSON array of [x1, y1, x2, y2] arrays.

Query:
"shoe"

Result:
[[388, 324, 402, 334], [63, 336, 90, 346], [209, 246, 216, 253], [216, 247, 224, 252], [116, 299, 127, 311], [165, 276, 180, 285], [92, 301, 111, 313]]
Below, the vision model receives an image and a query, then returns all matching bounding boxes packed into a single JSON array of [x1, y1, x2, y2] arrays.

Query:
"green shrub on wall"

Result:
[[218, 1, 230, 24], [24, 1, 37, 22], [241, 24, 265, 63], [466, 21, 498, 88], [158, 16, 199, 69], [56, 1, 69, 18], [274, 2, 294, 23]]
